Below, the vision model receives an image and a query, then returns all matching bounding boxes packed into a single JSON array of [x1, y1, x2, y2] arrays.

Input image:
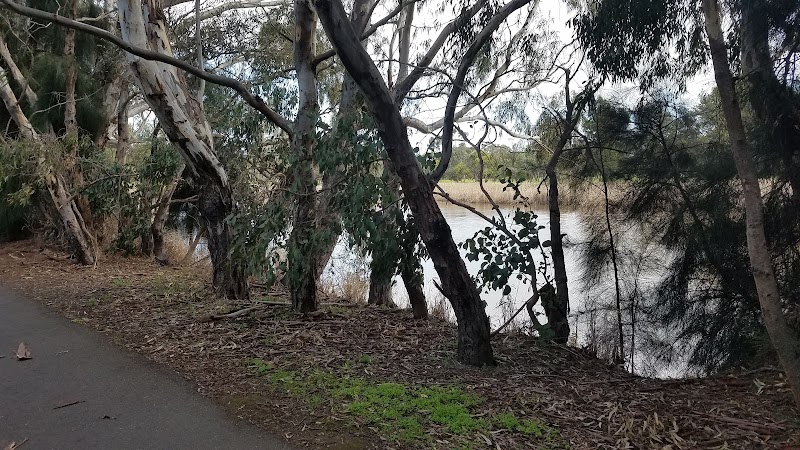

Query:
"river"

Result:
[[324, 202, 682, 377]]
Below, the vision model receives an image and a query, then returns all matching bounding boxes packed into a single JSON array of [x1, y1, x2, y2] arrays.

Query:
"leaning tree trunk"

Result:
[[401, 249, 428, 319], [0, 34, 37, 105], [704, 0, 800, 407], [0, 66, 36, 139], [367, 180, 428, 314], [117, 0, 248, 299], [45, 172, 98, 264], [287, 0, 320, 312], [314, 0, 494, 366], [0, 65, 97, 264]]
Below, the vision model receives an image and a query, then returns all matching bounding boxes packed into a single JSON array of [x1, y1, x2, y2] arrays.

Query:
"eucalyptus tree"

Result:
[[311, 0, 548, 365], [0, 0, 124, 262]]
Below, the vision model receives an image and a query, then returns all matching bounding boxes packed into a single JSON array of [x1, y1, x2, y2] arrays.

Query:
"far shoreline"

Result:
[[434, 180, 618, 210]]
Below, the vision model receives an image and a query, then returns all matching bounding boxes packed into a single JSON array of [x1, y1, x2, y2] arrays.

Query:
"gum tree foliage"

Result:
[[461, 209, 545, 294]]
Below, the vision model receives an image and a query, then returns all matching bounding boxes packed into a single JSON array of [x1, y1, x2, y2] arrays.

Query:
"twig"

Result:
[[209, 306, 263, 320], [170, 195, 198, 204], [4, 438, 29, 450], [53, 400, 84, 409], [713, 416, 785, 433], [491, 296, 533, 338]]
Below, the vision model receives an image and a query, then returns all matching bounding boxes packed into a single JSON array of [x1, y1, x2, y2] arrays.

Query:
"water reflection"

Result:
[[324, 201, 683, 378]]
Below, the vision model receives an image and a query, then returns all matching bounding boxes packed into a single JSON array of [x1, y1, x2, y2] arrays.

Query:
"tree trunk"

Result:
[[546, 171, 570, 343], [396, 0, 415, 82], [288, 0, 319, 312], [63, 0, 78, 137], [45, 173, 98, 264], [152, 162, 185, 259], [368, 259, 395, 307], [116, 84, 131, 165], [389, 0, 427, 321], [402, 257, 428, 319], [0, 34, 37, 105], [314, 0, 494, 366], [703, 0, 800, 407], [199, 180, 249, 298], [601, 149, 624, 365], [117, 0, 248, 299], [0, 66, 36, 139], [740, 5, 800, 208], [312, 0, 371, 284], [541, 84, 590, 343], [181, 226, 205, 265], [0, 65, 97, 263]]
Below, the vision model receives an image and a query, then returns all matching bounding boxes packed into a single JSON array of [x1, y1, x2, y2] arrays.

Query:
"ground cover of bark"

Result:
[[1, 240, 798, 449]]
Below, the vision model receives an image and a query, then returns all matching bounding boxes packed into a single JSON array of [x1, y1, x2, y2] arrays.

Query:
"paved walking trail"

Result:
[[0, 288, 293, 449]]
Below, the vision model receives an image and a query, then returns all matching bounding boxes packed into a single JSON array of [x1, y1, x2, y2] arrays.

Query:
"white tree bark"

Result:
[[117, 0, 248, 298], [0, 34, 37, 105], [0, 66, 36, 139], [287, 0, 319, 312]]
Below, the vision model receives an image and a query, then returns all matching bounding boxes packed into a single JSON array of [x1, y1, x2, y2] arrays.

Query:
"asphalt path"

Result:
[[0, 288, 293, 450]]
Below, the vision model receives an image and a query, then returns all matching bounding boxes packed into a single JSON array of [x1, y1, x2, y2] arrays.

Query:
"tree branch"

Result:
[[0, 0, 294, 138], [311, 0, 417, 67], [431, 0, 537, 183], [392, 0, 488, 104]]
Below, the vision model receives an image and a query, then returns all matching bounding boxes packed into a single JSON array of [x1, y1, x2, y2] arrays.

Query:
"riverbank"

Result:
[[435, 180, 621, 209], [0, 240, 797, 449]]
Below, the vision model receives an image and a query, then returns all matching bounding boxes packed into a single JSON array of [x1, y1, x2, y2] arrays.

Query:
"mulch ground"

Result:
[[1, 240, 798, 449]]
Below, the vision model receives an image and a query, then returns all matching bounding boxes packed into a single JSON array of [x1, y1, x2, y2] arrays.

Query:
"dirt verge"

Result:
[[1, 240, 797, 449]]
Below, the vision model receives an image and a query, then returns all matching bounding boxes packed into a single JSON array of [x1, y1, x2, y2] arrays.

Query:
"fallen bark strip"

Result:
[[207, 300, 294, 320], [714, 416, 785, 433]]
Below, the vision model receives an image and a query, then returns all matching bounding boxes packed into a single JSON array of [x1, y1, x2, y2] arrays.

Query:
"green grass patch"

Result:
[[111, 278, 130, 287], [493, 412, 557, 438], [247, 359, 563, 446]]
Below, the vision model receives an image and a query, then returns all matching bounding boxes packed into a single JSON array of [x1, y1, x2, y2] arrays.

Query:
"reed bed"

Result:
[[163, 229, 210, 265], [436, 180, 622, 210]]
